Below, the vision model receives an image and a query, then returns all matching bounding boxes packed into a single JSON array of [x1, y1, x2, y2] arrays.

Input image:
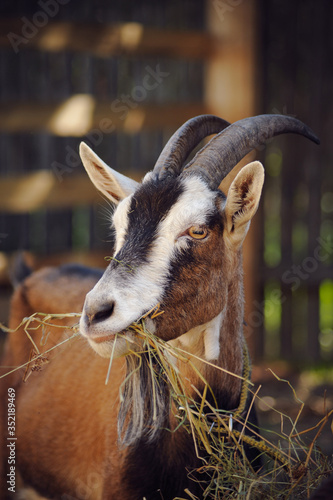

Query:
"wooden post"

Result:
[[205, 0, 261, 358]]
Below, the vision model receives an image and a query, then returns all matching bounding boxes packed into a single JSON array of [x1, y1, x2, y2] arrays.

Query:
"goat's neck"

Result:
[[169, 267, 245, 411]]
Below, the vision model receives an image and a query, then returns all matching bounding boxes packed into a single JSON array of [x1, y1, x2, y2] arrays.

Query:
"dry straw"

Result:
[[1, 309, 332, 498]]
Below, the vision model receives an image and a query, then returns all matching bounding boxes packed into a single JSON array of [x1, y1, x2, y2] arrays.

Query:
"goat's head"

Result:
[[79, 115, 319, 358]]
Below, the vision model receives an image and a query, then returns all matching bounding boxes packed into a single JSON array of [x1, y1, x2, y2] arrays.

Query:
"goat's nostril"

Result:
[[89, 302, 115, 324]]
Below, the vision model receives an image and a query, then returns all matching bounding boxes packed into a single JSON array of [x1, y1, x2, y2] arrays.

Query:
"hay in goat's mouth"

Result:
[[1, 310, 332, 498]]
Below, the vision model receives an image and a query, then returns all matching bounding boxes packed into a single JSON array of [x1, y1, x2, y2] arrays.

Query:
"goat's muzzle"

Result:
[[80, 293, 116, 339]]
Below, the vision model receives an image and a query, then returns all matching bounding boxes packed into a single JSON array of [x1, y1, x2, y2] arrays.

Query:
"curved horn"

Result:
[[182, 114, 320, 188], [153, 115, 231, 180]]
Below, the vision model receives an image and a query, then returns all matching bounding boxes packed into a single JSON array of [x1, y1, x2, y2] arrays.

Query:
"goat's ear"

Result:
[[224, 161, 264, 247], [79, 142, 139, 204]]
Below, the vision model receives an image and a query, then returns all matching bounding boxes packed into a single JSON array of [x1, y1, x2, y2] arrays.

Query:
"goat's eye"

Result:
[[188, 226, 208, 240]]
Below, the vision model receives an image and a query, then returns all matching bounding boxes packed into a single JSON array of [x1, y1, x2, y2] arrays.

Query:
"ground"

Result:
[[253, 361, 333, 462]]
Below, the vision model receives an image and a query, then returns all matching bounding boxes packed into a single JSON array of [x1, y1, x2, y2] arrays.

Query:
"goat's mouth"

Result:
[[80, 319, 138, 346], [85, 330, 136, 359], [79, 303, 160, 347], [82, 326, 130, 344], [91, 333, 117, 344], [81, 313, 159, 359], [87, 321, 147, 345]]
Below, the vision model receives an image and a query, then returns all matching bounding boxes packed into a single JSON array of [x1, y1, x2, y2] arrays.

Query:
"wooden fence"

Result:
[[255, 0, 333, 363]]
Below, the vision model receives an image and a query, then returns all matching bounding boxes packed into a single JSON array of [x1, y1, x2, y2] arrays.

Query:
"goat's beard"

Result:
[[84, 315, 171, 446], [117, 345, 170, 447]]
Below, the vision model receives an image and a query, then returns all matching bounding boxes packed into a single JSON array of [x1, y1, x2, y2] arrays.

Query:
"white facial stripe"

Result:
[[81, 233, 173, 338], [162, 177, 216, 240], [123, 176, 217, 315], [113, 177, 215, 328]]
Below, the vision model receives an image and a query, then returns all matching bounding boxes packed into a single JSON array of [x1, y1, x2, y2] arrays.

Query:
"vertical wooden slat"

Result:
[[279, 0, 300, 360], [303, 0, 325, 362], [280, 137, 296, 360]]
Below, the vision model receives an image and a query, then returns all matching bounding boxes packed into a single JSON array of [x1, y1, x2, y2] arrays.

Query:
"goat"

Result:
[[0, 114, 319, 499]]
